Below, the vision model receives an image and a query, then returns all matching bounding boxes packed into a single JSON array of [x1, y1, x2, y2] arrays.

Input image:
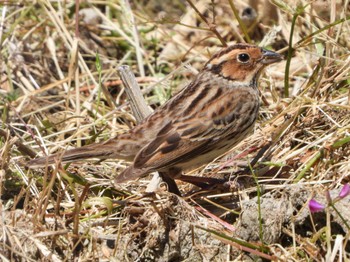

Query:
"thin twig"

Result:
[[185, 0, 227, 46], [227, 0, 251, 43]]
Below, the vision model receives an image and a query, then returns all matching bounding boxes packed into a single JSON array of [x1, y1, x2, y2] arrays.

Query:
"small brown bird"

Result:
[[29, 44, 282, 194]]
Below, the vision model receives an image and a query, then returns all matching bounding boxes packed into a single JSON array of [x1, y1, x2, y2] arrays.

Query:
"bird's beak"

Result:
[[261, 49, 283, 64]]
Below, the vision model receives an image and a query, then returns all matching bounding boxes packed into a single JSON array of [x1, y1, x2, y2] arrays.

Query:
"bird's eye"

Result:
[[237, 53, 250, 63]]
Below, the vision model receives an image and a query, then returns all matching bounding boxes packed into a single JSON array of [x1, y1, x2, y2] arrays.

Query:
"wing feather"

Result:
[[129, 90, 257, 174]]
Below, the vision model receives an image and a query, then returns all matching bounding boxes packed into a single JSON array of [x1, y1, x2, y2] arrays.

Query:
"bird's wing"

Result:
[[115, 90, 258, 182], [115, 121, 213, 182]]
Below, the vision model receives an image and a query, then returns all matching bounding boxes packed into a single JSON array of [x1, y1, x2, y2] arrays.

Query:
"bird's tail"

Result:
[[27, 138, 137, 168]]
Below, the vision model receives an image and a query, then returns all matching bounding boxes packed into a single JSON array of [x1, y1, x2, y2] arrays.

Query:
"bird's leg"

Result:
[[159, 171, 181, 196], [159, 171, 226, 194]]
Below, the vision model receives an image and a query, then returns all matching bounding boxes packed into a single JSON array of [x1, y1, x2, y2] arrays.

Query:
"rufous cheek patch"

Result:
[[221, 62, 246, 80]]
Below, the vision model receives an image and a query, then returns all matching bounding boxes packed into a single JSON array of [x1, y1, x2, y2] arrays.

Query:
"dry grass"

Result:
[[1, 0, 350, 260]]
